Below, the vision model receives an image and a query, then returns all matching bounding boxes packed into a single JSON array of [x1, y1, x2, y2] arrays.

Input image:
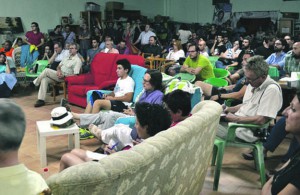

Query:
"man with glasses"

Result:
[[48, 42, 69, 70], [33, 43, 82, 107], [180, 43, 214, 81], [265, 38, 287, 77], [217, 56, 282, 143]]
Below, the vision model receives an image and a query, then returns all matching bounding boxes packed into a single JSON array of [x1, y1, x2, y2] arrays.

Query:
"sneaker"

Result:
[[34, 100, 45, 107], [79, 128, 94, 140]]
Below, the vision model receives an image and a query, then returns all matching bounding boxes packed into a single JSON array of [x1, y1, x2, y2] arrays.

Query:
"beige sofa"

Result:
[[47, 101, 222, 195]]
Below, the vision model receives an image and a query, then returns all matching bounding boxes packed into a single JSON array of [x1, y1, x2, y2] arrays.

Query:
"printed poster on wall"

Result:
[[213, 3, 232, 26]]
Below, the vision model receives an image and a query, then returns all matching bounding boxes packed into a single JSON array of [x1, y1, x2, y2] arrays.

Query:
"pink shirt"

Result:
[[25, 31, 44, 46]]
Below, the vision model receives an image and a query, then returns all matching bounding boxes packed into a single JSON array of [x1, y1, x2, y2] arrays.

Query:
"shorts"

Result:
[[110, 100, 128, 112]]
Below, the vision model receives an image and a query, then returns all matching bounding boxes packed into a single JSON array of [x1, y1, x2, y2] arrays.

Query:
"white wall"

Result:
[[0, 0, 164, 42], [164, 0, 300, 23]]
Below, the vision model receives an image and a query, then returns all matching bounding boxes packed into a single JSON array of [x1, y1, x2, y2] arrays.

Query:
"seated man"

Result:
[[195, 50, 254, 104], [100, 40, 119, 54], [265, 38, 287, 77], [141, 36, 162, 58], [0, 40, 14, 57], [0, 99, 49, 194], [180, 43, 214, 81], [163, 89, 192, 127], [83, 37, 101, 73], [218, 56, 282, 143], [48, 42, 69, 71], [85, 59, 134, 114], [59, 102, 171, 171], [284, 42, 300, 76], [33, 43, 82, 107]]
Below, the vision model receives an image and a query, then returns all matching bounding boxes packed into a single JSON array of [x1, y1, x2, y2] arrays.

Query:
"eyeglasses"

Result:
[[245, 76, 260, 83]]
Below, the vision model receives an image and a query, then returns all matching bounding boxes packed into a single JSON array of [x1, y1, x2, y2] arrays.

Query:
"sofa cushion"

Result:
[[69, 85, 99, 96]]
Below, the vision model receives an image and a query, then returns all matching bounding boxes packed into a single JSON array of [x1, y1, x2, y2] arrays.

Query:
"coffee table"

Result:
[[36, 120, 80, 167]]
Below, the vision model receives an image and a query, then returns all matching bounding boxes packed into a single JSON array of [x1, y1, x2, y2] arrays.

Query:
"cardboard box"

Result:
[[106, 2, 124, 11]]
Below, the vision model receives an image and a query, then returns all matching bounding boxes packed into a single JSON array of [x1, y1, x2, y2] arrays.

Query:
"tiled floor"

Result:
[[11, 85, 290, 194]]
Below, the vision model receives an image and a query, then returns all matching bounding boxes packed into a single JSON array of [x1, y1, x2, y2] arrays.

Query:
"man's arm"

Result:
[[105, 92, 133, 102], [225, 113, 270, 125], [180, 64, 192, 74], [211, 85, 247, 101], [48, 51, 57, 65], [36, 38, 45, 48]]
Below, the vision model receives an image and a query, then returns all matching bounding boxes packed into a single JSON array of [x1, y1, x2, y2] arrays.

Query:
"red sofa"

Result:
[[66, 53, 145, 107]]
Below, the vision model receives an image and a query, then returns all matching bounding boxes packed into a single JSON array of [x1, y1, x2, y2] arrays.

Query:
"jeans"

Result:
[[263, 116, 300, 161], [215, 61, 226, 69]]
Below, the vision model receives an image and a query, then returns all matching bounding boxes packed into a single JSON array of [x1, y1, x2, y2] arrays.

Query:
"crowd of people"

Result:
[[1, 18, 300, 194]]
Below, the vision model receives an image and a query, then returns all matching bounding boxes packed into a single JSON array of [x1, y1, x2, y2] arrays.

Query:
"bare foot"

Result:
[[88, 124, 101, 139]]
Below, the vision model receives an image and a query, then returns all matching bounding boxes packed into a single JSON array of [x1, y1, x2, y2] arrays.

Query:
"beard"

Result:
[[274, 47, 282, 52]]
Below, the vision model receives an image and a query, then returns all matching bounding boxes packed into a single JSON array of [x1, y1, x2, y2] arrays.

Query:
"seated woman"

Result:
[[163, 40, 185, 76], [71, 69, 164, 134], [0, 52, 17, 98], [59, 102, 171, 171], [215, 40, 241, 70], [261, 91, 300, 195]]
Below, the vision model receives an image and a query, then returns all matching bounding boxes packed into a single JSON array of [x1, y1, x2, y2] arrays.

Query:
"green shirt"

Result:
[[284, 51, 300, 75], [183, 55, 215, 80]]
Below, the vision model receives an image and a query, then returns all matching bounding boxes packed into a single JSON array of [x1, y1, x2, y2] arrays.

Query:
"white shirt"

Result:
[[114, 76, 135, 104], [55, 49, 69, 62], [166, 49, 185, 61], [138, 31, 156, 45]]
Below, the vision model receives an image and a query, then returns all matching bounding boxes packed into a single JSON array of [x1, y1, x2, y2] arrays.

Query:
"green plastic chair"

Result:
[[208, 56, 219, 68], [204, 77, 228, 87], [211, 122, 269, 191], [268, 66, 279, 81], [213, 68, 229, 78], [174, 73, 196, 83], [25, 60, 49, 82]]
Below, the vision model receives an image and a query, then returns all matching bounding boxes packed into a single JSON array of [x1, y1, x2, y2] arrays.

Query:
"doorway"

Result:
[[239, 17, 271, 35]]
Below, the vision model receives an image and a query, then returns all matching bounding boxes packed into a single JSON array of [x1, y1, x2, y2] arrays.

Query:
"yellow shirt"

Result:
[[0, 164, 49, 195], [184, 55, 214, 80]]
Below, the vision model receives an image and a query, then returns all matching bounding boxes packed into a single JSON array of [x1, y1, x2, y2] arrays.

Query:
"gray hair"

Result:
[[244, 55, 269, 77], [0, 99, 26, 152]]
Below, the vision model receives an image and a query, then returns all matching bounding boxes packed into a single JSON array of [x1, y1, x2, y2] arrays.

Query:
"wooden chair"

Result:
[[51, 81, 67, 102], [141, 53, 166, 71]]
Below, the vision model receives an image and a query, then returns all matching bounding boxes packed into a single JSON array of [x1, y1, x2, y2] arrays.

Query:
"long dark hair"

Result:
[[32, 22, 40, 33], [145, 69, 163, 91]]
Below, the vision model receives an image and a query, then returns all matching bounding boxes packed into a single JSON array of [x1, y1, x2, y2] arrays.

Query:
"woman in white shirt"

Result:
[[164, 40, 185, 76]]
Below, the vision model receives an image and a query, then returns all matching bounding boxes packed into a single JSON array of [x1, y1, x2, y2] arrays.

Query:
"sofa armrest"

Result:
[[66, 73, 94, 85]]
